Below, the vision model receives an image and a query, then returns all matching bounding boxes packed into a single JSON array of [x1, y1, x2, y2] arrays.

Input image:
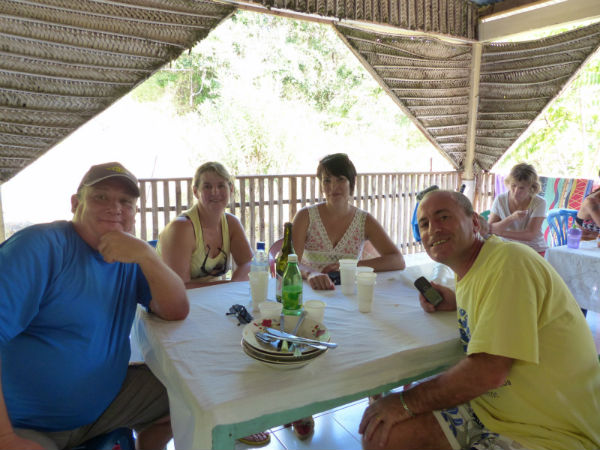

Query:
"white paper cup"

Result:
[[304, 299, 326, 323], [356, 266, 374, 274], [339, 259, 358, 295], [357, 272, 377, 313], [258, 301, 282, 319], [249, 271, 269, 311]]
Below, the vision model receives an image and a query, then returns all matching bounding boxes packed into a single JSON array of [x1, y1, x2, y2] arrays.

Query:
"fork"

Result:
[[289, 311, 307, 356]]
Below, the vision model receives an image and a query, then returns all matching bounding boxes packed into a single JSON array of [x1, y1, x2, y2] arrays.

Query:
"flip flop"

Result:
[[237, 431, 270, 446], [292, 416, 314, 440]]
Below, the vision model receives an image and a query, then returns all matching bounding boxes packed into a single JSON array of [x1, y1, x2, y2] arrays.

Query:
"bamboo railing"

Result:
[[137, 171, 496, 254]]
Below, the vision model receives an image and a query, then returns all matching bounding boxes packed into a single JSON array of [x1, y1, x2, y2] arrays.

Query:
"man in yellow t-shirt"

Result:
[[360, 189, 600, 450]]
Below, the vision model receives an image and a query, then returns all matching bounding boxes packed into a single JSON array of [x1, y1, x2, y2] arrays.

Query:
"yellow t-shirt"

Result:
[[457, 236, 600, 450]]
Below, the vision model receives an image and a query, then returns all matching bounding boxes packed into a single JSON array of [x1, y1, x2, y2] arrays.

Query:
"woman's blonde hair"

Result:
[[504, 163, 541, 195], [193, 162, 234, 189]]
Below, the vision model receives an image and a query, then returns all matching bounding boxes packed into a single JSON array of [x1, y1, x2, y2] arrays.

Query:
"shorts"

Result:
[[433, 403, 524, 450], [15, 364, 169, 450]]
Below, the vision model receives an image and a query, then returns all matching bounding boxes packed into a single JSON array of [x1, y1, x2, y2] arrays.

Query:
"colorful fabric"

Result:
[[539, 176, 593, 244], [433, 403, 522, 450], [456, 236, 600, 450]]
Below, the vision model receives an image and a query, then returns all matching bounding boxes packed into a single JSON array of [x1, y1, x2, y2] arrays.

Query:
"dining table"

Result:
[[132, 253, 463, 449], [545, 239, 600, 313]]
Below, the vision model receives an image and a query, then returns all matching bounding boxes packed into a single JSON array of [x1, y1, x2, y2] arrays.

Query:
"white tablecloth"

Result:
[[545, 239, 600, 312], [133, 253, 462, 449]]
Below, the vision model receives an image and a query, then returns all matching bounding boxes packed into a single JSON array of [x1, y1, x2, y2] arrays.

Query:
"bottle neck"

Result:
[[282, 225, 294, 253]]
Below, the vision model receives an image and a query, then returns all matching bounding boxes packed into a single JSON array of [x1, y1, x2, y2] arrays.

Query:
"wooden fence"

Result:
[[137, 171, 496, 254]]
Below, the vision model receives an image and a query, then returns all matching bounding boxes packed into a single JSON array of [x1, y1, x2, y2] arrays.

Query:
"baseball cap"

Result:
[[78, 162, 140, 197]]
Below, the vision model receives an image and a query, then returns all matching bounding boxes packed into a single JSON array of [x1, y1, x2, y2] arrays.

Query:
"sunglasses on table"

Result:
[[201, 245, 228, 277], [226, 304, 253, 326]]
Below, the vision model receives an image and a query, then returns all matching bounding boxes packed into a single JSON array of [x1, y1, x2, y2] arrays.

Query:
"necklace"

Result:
[[458, 238, 484, 280]]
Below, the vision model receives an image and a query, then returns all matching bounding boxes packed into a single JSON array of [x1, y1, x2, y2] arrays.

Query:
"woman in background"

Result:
[[292, 152, 405, 289], [488, 163, 547, 255]]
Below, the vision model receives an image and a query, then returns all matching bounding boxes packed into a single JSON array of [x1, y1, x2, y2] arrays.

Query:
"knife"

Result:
[[265, 327, 338, 348]]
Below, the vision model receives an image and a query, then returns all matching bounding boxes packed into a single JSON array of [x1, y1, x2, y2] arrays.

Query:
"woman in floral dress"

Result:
[[292, 153, 405, 290]]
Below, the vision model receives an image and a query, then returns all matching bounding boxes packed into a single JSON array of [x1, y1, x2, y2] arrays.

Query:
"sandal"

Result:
[[237, 431, 270, 446], [292, 416, 314, 440]]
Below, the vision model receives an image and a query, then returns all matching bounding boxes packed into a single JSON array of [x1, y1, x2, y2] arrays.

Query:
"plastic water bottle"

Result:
[[251, 241, 269, 273], [282, 254, 303, 316]]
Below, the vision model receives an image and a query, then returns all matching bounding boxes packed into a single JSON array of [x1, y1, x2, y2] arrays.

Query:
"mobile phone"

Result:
[[413, 276, 444, 307], [327, 270, 341, 285]]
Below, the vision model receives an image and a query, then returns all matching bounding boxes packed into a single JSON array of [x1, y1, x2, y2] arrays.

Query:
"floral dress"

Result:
[[301, 204, 367, 272]]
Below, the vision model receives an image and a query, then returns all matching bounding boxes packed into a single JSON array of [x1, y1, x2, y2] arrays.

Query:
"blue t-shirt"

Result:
[[0, 221, 151, 431]]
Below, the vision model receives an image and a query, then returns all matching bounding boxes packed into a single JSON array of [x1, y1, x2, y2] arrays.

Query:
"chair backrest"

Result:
[[268, 238, 283, 277], [411, 203, 421, 242], [546, 208, 578, 246], [148, 239, 158, 248], [73, 428, 135, 450]]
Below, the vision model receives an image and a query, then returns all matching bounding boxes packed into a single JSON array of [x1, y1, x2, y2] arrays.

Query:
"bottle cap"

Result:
[[288, 254, 298, 263], [257, 241, 265, 251]]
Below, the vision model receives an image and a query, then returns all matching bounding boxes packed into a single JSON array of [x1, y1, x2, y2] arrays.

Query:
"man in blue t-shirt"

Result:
[[0, 162, 189, 450]]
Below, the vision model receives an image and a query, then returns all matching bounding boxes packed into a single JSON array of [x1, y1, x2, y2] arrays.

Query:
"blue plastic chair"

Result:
[[72, 428, 135, 450], [546, 208, 578, 246], [148, 239, 158, 248], [411, 204, 421, 242]]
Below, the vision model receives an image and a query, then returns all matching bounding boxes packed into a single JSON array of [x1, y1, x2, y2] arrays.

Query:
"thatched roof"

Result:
[[0, 0, 598, 183], [336, 21, 600, 172]]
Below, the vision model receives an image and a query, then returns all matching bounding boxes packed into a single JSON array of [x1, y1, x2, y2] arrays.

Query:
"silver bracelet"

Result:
[[399, 391, 415, 417]]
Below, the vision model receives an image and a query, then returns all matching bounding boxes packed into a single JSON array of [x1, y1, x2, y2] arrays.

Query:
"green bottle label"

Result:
[[282, 285, 303, 315]]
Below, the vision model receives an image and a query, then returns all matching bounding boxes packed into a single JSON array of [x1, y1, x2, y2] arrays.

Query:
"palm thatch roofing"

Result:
[[1, 0, 599, 184]]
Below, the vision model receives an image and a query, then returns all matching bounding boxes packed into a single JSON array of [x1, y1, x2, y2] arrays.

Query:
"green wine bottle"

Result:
[[282, 253, 303, 316], [275, 222, 294, 303]]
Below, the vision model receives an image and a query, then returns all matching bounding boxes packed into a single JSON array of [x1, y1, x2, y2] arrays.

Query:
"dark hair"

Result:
[[316, 153, 357, 194], [504, 163, 540, 195]]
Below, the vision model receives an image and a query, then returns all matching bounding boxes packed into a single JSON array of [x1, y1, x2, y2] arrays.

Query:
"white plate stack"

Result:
[[241, 316, 329, 370]]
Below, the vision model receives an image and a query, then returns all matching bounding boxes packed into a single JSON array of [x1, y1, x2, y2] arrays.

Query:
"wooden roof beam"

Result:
[[479, 0, 600, 42]]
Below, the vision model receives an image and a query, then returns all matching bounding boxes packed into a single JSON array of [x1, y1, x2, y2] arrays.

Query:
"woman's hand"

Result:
[[321, 262, 340, 273], [508, 210, 528, 222], [307, 272, 335, 290]]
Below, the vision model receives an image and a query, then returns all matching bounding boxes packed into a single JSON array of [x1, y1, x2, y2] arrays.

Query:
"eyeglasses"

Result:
[[226, 304, 253, 326], [201, 245, 228, 277]]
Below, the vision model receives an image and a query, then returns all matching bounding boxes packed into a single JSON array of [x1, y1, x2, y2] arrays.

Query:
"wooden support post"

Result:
[[463, 42, 482, 201]]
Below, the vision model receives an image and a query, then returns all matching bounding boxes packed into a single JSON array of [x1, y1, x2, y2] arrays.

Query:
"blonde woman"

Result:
[[157, 162, 268, 445], [488, 163, 547, 255], [158, 162, 253, 288]]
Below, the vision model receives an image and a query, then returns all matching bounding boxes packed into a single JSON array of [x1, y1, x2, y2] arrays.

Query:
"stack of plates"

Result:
[[241, 316, 329, 370]]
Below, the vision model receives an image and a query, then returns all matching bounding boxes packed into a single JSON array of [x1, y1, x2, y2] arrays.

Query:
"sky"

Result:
[[2, 97, 198, 225], [2, 93, 452, 228]]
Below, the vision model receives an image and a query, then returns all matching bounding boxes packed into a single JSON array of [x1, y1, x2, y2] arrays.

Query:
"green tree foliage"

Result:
[[131, 10, 449, 176], [495, 25, 600, 179]]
